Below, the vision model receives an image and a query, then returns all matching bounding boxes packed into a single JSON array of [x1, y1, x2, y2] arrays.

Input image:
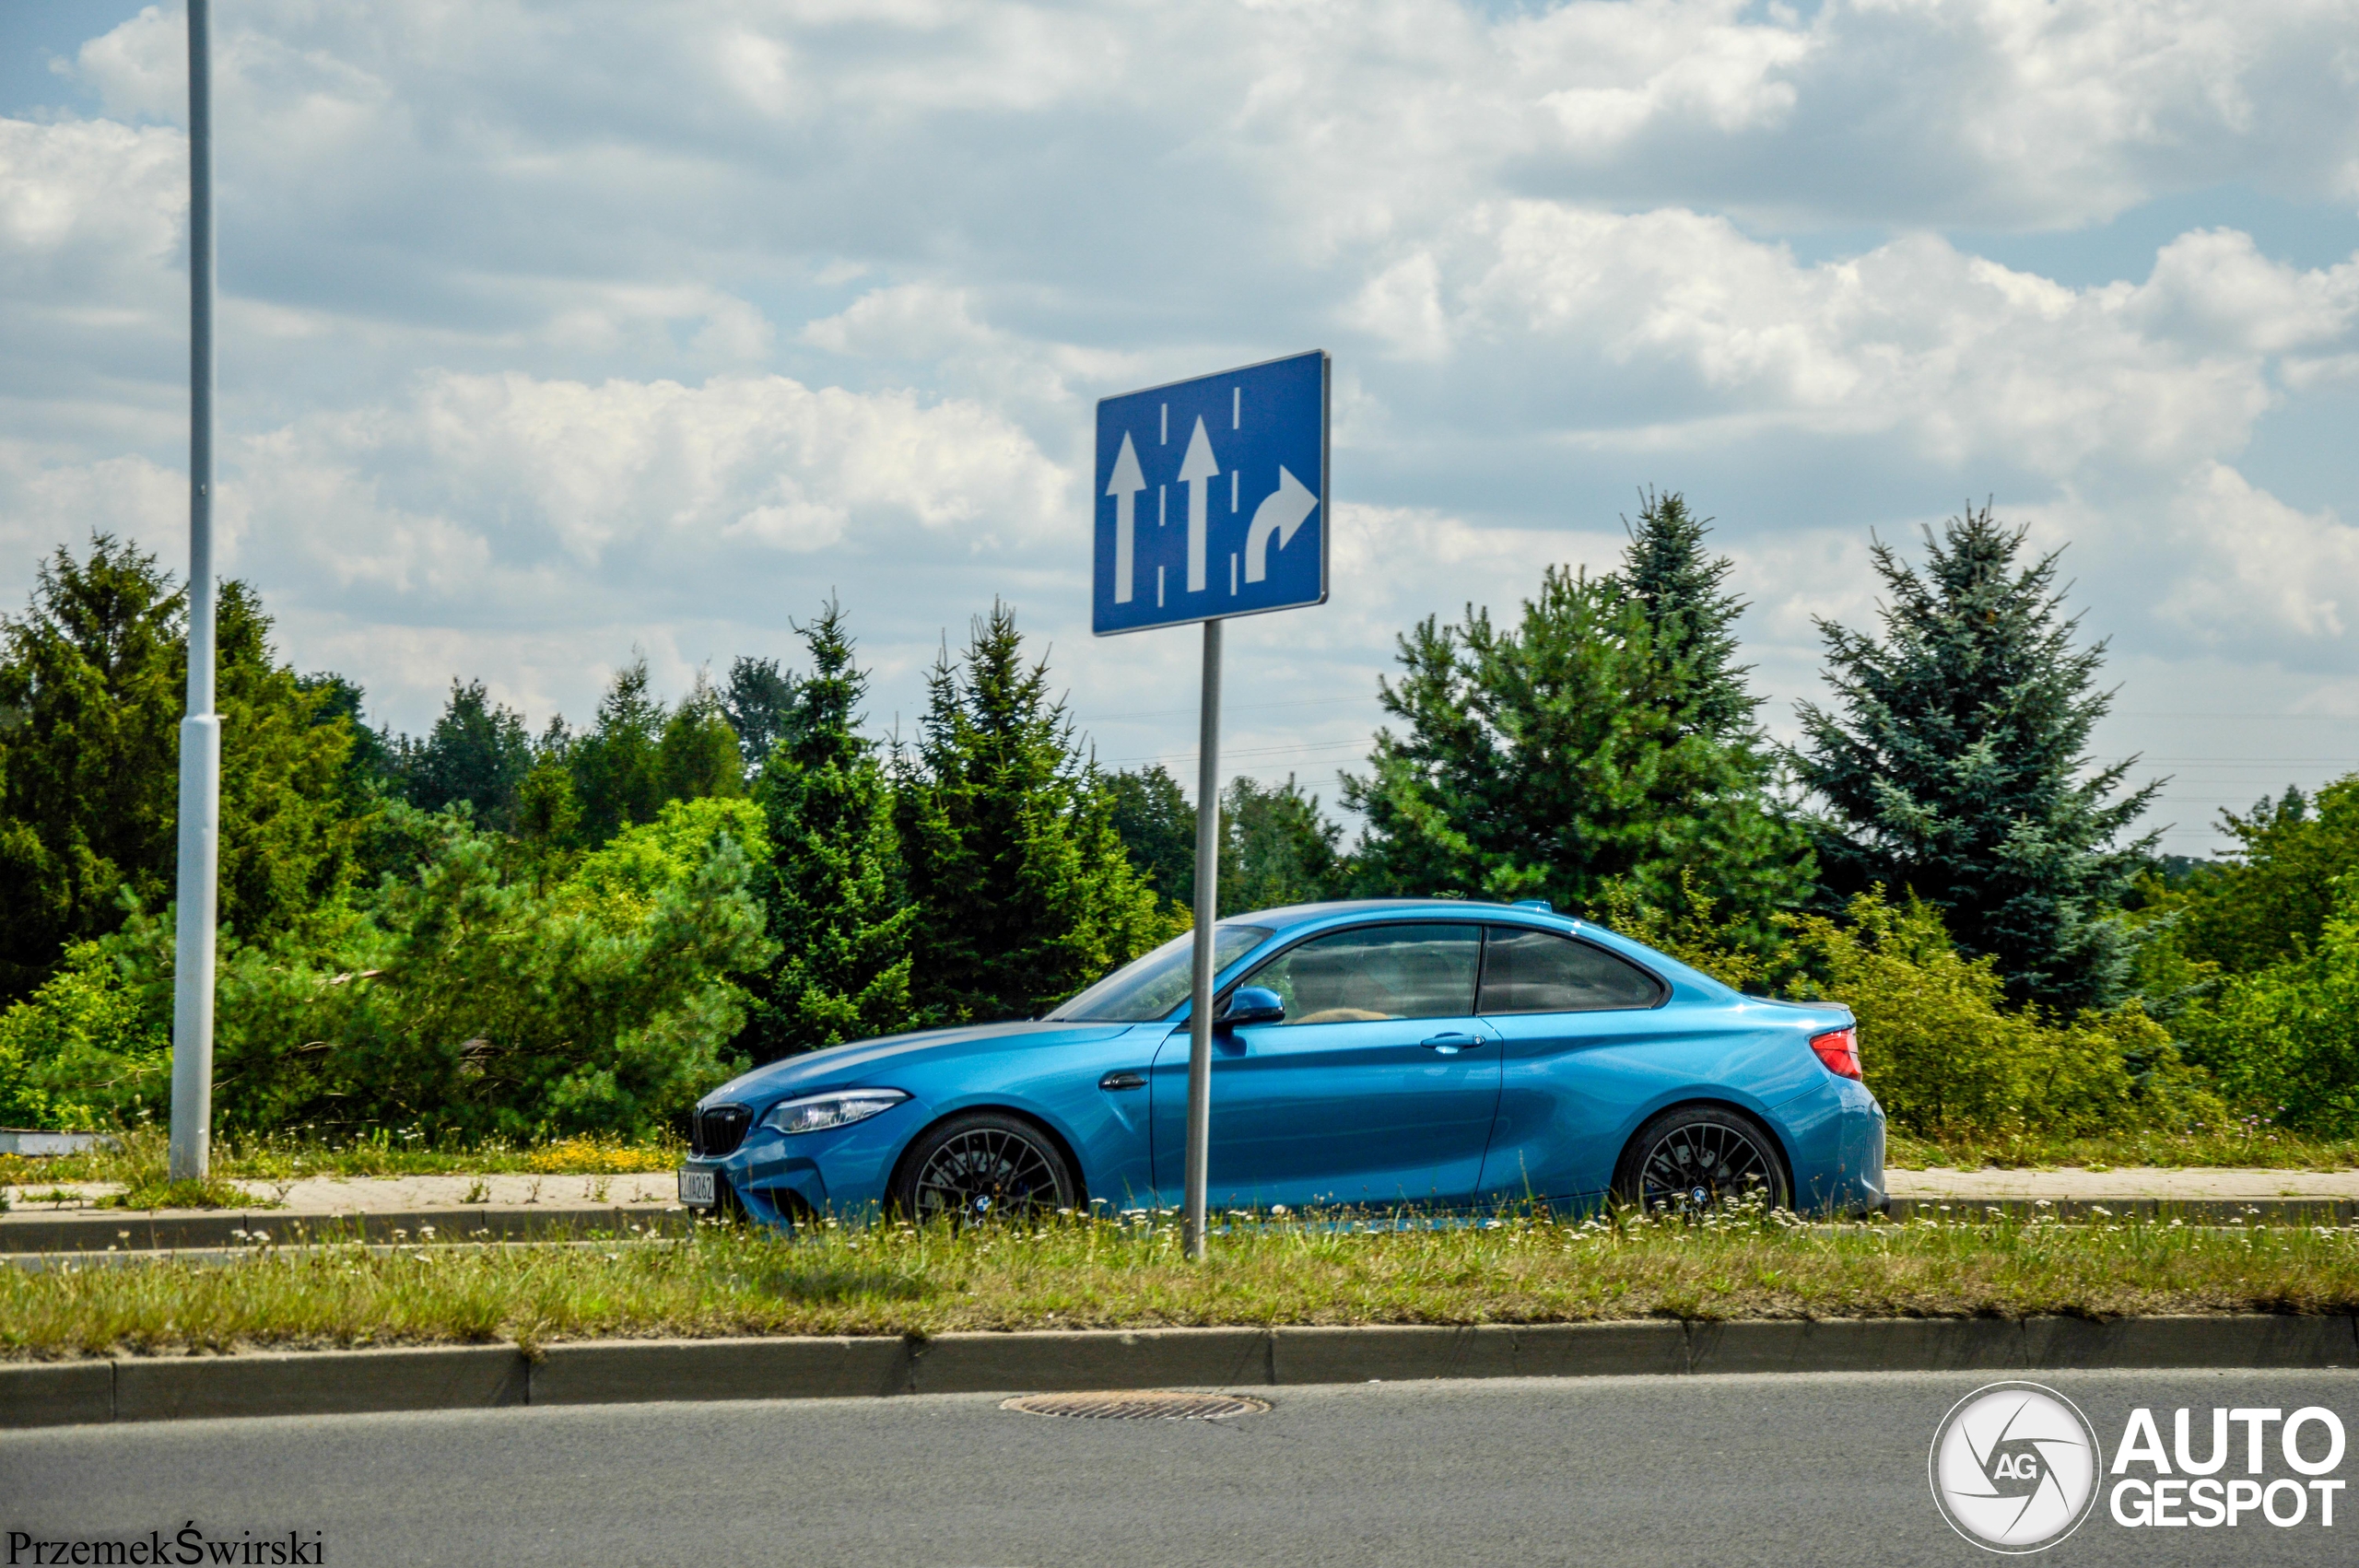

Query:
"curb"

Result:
[[0, 1205, 693, 1254], [5, 1314, 2353, 1431]]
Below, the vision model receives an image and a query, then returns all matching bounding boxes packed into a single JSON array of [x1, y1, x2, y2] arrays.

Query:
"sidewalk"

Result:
[[1889, 1166, 2359, 1201], [3, 1171, 680, 1215]]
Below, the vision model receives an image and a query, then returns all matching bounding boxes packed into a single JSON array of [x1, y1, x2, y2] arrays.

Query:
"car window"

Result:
[[1045, 924, 1273, 1021], [1242, 923, 1481, 1024], [1478, 927, 1664, 1013]]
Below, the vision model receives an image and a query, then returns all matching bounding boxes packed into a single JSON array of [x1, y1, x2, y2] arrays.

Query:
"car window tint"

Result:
[[1478, 928, 1663, 1012], [1244, 924, 1480, 1024]]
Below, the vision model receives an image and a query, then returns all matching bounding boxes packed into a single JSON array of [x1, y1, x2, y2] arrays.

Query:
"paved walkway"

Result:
[[3, 1171, 681, 1214], [1889, 1166, 2359, 1200], [7, 1165, 2358, 1219]]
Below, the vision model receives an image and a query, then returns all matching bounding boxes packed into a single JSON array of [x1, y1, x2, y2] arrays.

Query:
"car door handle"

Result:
[[1420, 1033, 1485, 1054], [1098, 1071, 1146, 1091]]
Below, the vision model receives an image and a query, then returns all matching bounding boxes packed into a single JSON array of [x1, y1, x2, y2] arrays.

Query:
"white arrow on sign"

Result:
[[1243, 465, 1317, 583], [1178, 415, 1219, 593], [1105, 431, 1145, 604]]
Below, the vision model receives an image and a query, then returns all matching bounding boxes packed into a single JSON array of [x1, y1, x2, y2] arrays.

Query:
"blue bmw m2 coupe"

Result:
[[677, 899, 1886, 1224]]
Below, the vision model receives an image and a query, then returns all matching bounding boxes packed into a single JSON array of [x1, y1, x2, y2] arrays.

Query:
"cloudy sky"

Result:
[[6, 0, 2359, 857]]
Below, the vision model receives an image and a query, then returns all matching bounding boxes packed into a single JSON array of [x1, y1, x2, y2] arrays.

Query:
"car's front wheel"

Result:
[[890, 1112, 1079, 1224], [1613, 1105, 1790, 1214]]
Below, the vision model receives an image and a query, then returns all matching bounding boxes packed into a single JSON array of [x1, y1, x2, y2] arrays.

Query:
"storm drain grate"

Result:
[[1001, 1390, 1271, 1422]]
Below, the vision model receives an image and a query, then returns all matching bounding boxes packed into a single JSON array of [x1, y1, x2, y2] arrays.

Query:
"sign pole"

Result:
[[1089, 350, 1324, 1260], [1181, 616, 1222, 1261], [168, 0, 220, 1184]]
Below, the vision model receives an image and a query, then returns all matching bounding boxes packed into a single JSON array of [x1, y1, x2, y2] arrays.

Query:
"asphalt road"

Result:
[[4, 1369, 2353, 1566]]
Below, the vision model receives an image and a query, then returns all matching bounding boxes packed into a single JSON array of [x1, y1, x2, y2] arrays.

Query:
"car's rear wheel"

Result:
[[1613, 1105, 1790, 1214], [891, 1112, 1078, 1224]]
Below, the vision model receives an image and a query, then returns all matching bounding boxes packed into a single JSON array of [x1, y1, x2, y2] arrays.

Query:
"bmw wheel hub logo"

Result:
[[1929, 1382, 2105, 1552]]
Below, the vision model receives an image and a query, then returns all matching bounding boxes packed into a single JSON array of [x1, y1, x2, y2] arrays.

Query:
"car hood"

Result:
[[701, 1020, 1144, 1108]]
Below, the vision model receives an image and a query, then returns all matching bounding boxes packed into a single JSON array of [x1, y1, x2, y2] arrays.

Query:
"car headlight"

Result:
[[759, 1089, 910, 1136]]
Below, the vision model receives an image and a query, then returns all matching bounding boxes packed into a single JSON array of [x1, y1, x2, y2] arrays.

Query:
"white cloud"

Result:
[[2158, 462, 2359, 644], [7, 0, 2359, 854]]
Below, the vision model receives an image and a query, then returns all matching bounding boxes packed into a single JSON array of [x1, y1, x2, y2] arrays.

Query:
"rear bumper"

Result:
[[1775, 1074, 1886, 1215]]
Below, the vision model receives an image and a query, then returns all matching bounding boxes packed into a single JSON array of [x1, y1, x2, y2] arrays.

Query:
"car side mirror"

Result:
[[1218, 987, 1285, 1027]]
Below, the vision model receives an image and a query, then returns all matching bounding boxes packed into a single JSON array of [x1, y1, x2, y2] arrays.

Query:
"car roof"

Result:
[[1226, 897, 1569, 934]]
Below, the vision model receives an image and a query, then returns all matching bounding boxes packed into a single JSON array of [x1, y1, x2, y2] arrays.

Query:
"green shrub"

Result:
[[1602, 882, 2219, 1141], [558, 796, 769, 928], [0, 941, 169, 1129], [2177, 876, 2359, 1135], [93, 807, 774, 1141], [1781, 892, 2217, 1139]]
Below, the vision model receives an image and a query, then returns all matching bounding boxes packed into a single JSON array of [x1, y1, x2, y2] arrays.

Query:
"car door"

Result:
[[1473, 924, 1708, 1205], [1150, 922, 1499, 1209]]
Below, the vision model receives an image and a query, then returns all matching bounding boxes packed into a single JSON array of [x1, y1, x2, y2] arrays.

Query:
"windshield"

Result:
[[1045, 925, 1274, 1022]]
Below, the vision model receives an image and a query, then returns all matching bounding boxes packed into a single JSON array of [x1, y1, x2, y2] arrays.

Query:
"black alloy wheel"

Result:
[[1613, 1105, 1790, 1215], [891, 1112, 1079, 1224]]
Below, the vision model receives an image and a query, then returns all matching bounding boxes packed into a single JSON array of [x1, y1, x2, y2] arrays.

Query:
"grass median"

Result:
[[6, 1206, 2357, 1361]]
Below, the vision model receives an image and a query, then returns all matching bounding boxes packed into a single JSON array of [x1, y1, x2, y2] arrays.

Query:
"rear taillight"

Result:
[[1810, 1026, 1861, 1081]]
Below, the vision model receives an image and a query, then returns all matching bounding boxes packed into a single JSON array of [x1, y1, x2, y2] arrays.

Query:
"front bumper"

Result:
[[683, 1097, 920, 1227]]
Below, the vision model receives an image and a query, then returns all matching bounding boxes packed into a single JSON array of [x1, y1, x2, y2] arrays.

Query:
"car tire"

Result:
[[890, 1111, 1079, 1224], [1612, 1104, 1791, 1214]]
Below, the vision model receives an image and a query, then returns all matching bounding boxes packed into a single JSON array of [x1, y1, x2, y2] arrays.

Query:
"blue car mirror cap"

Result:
[[1217, 986, 1286, 1026], [759, 1088, 910, 1138]]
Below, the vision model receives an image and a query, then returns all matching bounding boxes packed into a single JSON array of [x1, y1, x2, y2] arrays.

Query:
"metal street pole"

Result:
[[1181, 617, 1222, 1261], [168, 0, 220, 1183]]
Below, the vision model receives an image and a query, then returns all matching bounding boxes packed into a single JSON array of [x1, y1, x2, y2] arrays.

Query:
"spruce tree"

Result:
[[656, 674, 745, 803], [0, 537, 357, 1000], [1793, 504, 2160, 1010], [1344, 564, 1810, 942], [1617, 489, 1756, 743], [568, 658, 666, 842], [1221, 774, 1346, 914], [898, 603, 1166, 1024], [400, 680, 533, 826], [745, 602, 916, 1061], [721, 656, 801, 777], [1107, 764, 1196, 911]]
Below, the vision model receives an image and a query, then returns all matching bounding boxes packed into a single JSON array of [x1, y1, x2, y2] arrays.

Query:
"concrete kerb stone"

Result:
[[6, 1315, 2357, 1430], [1685, 1316, 2029, 1375], [0, 1360, 112, 1427], [910, 1328, 1271, 1394], [112, 1346, 527, 1422], [533, 1337, 910, 1405], [2018, 1313, 2359, 1369]]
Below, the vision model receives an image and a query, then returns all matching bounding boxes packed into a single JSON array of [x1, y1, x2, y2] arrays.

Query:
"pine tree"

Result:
[[1793, 504, 2161, 1010], [1344, 564, 1810, 941], [898, 603, 1166, 1024], [744, 601, 917, 1061]]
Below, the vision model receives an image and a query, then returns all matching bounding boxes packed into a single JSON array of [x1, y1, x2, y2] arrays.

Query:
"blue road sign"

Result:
[[1092, 350, 1329, 636]]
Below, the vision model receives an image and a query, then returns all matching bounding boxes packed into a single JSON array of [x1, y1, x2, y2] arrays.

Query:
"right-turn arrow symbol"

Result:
[[1243, 466, 1317, 583]]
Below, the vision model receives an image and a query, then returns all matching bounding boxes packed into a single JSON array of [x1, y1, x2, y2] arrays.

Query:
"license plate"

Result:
[[677, 1167, 717, 1208]]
